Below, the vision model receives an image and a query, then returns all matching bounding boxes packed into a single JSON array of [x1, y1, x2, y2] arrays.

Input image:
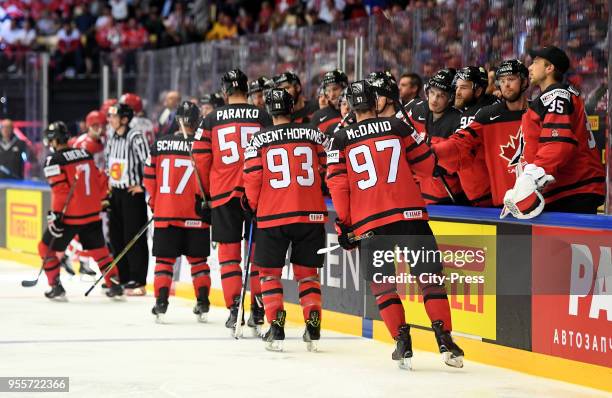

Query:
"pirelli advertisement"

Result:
[[1, 181, 611, 370]]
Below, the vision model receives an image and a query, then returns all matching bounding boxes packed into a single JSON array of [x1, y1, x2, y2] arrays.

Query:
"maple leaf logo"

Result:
[[499, 127, 525, 167]]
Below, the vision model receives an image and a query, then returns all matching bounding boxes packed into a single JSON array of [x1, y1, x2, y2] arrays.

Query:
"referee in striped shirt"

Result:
[[105, 103, 150, 295]]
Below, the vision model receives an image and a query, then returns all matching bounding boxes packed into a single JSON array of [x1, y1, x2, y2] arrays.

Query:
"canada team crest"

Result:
[[499, 127, 525, 170]]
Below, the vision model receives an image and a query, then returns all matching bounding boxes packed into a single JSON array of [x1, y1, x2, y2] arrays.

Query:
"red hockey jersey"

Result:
[[192, 104, 272, 208], [398, 99, 463, 204], [326, 117, 434, 236], [434, 101, 525, 207], [43, 148, 107, 225], [311, 106, 342, 137], [69, 133, 104, 155], [243, 123, 328, 228], [144, 133, 210, 229], [522, 83, 605, 204]]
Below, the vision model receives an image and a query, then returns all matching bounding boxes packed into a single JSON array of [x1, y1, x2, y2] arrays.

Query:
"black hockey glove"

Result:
[[240, 195, 255, 218], [334, 219, 358, 251], [194, 194, 211, 224], [47, 211, 65, 238]]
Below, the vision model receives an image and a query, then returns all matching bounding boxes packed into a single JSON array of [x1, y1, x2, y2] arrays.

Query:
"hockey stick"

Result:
[[317, 231, 375, 254], [22, 171, 81, 287], [84, 217, 153, 296], [178, 120, 208, 201], [234, 221, 255, 339], [395, 100, 456, 203]]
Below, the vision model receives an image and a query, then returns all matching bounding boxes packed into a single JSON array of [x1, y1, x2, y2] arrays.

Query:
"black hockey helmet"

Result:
[[495, 59, 529, 83], [107, 103, 134, 123], [346, 80, 376, 111], [367, 70, 400, 102], [43, 121, 70, 145], [274, 72, 301, 87], [322, 69, 349, 89], [199, 93, 225, 108], [426, 68, 457, 100], [175, 101, 201, 129], [247, 77, 272, 95], [265, 88, 294, 116], [221, 68, 249, 95], [454, 66, 488, 90]]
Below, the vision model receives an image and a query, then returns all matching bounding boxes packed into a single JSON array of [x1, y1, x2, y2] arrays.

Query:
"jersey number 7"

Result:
[[348, 138, 401, 190]]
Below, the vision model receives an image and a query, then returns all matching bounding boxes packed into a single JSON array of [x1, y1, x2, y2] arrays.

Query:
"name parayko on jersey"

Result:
[[216, 108, 260, 120]]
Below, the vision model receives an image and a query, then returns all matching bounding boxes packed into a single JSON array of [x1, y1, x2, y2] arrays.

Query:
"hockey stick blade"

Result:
[[316, 231, 375, 254]]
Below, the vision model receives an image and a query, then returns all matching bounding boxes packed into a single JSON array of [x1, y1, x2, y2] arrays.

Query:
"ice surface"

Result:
[[1, 260, 609, 398]]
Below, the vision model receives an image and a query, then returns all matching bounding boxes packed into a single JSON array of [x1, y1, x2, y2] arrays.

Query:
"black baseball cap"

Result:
[[528, 46, 570, 74]]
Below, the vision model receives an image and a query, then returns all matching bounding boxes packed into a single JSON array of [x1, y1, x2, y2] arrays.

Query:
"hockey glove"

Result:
[[522, 164, 555, 190], [240, 195, 255, 219], [47, 211, 65, 238], [194, 194, 211, 224], [501, 173, 546, 220], [334, 219, 358, 251]]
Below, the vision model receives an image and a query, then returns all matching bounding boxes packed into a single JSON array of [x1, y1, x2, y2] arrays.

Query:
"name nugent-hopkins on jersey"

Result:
[[249, 127, 327, 148]]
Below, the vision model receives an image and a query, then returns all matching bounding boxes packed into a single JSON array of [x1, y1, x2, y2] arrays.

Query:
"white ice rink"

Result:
[[1, 259, 610, 398]]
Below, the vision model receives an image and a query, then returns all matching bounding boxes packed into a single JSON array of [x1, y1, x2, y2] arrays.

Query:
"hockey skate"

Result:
[[44, 282, 67, 301], [432, 320, 464, 368], [79, 260, 97, 278], [263, 310, 285, 352], [60, 257, 75, 276], [105, 278, 125, 300], [152, 287, 169, 324], [193, 287, 210, 323], [303, 310, 321, 352], [247, 294, 265, 336], [225, 296, 245, 336], [392, 324, 413, 370]]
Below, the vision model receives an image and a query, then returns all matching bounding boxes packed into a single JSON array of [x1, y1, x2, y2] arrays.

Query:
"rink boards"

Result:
[[0, 180, 611, 391]]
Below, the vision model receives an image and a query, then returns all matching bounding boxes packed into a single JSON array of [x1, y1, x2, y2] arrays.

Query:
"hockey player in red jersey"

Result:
[[310, 70, 348, 136], [327, 81, 464, 370], [144, 101, 212, 323], [504, 46, 605, 217], [274, 72, 319, 123], [39, 121, 123, 300], [192, 68, 273, 334], [452, 66, 501, 206], [243, 88, 327, 351], [199, 93, 225, 117], [432, 60, 530, 207], [67, 109, 107, 277], [120, 93, 155, 145], [247, 77, 270, 110], [399, 69, 466, 204]]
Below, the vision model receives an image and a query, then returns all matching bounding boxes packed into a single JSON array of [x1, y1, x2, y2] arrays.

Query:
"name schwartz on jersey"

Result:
[[156, 139, 193, 152]]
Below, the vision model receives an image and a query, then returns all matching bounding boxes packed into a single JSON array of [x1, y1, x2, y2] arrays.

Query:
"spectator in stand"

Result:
[[96, 6, 113, 30], [75, 5, 99, 75], [206, 9, 238, 41], [110, 0, 129, 22], [157, 91, 181, 136], [55, 20, 83, 78], [143, 6, 166, 48], [0, 119, 28, 180], [122, 18, 148, 73], [37, 10, 60, 37]]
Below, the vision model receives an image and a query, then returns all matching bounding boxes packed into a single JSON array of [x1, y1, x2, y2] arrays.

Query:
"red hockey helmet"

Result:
[[119, 93, 143, 114], [100, 98, 118, 117], [85, 110, 105, 128]]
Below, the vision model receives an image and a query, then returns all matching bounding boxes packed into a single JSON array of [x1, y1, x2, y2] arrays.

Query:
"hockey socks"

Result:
[[294, 264, 322, 322], [218, 242, 243, 308], [370, 282, 406, 338], [259, 267, 284, 324], [88, 247, 119, 285], [38, 242, 61, 286], [186, 256, 211, 301], [153, 258, 175, 298], [248, 243, 262, 306], [419, 277, 453, 331]]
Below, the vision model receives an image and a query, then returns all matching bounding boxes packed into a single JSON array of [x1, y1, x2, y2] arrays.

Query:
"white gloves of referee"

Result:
[[501, 164, 555, 220]]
